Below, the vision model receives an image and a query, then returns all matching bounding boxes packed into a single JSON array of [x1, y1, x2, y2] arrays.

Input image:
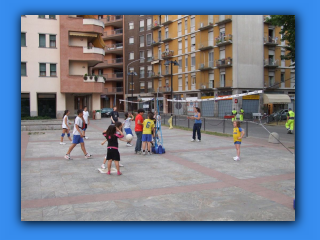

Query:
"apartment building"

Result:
[[92, 15, 124, 111], [21, 15, 64, 118], [124, 15, 154, 112], [151, 15, 295, 116]]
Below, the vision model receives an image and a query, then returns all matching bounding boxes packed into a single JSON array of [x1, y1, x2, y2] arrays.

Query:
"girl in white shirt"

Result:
[[60, 110, 72, 145], [122, 112, 134, 147]]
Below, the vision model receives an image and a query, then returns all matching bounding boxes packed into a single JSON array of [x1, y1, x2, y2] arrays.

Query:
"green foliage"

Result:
[[266, 15, 295, 66]]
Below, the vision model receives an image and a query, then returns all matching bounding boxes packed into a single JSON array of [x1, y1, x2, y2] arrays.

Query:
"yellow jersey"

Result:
[[143, 119, 154, 134], [233, 127, 243, 142]]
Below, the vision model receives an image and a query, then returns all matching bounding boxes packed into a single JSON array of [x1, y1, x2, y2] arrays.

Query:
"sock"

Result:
[[143, 150, 145, 152]]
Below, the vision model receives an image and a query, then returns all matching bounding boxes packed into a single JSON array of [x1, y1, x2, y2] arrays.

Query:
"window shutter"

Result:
[[39, 34, 46, 47], [50, 64, 56, 72], [21, 63, 26, 76], [50, 35, 56, 41], [40, 63, 46, 71]]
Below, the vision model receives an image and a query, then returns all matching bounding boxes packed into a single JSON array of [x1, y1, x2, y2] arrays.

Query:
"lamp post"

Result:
[[164, 60, 179, 116], [126, 58, 145, 112], [128, 71, 137, 114]]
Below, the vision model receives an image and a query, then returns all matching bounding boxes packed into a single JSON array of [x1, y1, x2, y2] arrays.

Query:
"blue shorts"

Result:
[[234, 141, 241, 145], [124, 128, 133, 136], [142, 134, 152, 142], [72, 135, 84, 144]]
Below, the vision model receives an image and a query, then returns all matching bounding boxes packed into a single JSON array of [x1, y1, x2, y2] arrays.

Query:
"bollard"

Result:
[[246, 121, 248, 137], [203, 118, 205, 131], [223, 119, 225, 133]]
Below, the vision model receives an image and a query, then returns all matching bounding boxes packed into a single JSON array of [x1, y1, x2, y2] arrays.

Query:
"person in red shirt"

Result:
[[134, 109, 145, 154]]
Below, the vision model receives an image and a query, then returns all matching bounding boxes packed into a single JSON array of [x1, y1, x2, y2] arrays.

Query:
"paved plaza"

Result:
[[21, 117, 295, 221]]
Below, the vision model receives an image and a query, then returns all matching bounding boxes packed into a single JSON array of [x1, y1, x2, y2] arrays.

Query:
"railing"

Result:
[[102, 15, 123, 23], [162, 32, 173, 41], [215, 34, 233, 45], [198, 20, 214, 30], [216, 58, 233, 67], [199, 82, 214, 89], [104, 28, 123, 37], [83, 18, 105, 28], [147, 71, 153, 77], [109, 72, 123, 78], [214, 15, 232, 25], [198, 41, 214, 50], [159, 86, 171, 92], [139, 26, 144, 32], [151, 54, 162, 61], [161, 50, 174, 59], [105, 43, 123, 51], [198, 61, 214, 69], [148, 88, 154, 93], [83, 47, 105, 56], [264, 36, 279, 45], [106, 58, 123, 64], [151, 37, 162, 45], [147, 56, 153, 62], [264, 59, 279, 67], [103, 87, 124, 93], [151, 72, 162, 78], [162, 16, 173, 25], [151, 22, 161, 29], [162, 69, 172, 76]]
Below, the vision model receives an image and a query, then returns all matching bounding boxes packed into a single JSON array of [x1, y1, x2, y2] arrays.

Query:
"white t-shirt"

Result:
[[73, 116, 83, 135], [83, 111, 89, 124], [62, 115, 68, 129], [123, 118, 132, 129]]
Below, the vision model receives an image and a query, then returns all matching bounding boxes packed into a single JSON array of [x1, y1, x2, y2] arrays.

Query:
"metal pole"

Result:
[[188, 118, 190, 129], [131, 73, 133, 113], [171, 62, 173, 116], [223, 119, 225, 133], [204, 117, 205, 131], [246, 121, 248, 137], [175, 115, 176, 126]]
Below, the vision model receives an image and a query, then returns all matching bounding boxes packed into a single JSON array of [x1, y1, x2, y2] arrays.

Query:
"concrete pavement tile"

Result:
[[260, 180, 295, 198], [42, 206, 59, 217], [21, 207, 43, 221], [58, 205, 75, 216], [43, 214, 77, 221]]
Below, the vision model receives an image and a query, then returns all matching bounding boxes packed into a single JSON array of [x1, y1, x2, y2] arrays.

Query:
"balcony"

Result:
[[151, 54, 162, 61], [199, 82, 214, 90], [103, 87, 124, 94], [151, 72, 162, 78], [264, 36, 279, 46], [198, 41, 214, 51], [151, 38, 162, 46], [264, 59, 279, 68], [161, 50, 174, 59], [162, 17, 173, 26], [101, 15, 123, 28], [198, 62, 214, 71], [83, 46, 105, 56], [68, 46, 104, 65], [162, 33, 173, 43], [215, 34, 233, 47], [162, 69, 172, 77], [198, 21, 214, 31], [147, 56, 154, 62], [61, 75, 104, 93], [100, 73, 123, 81], [216, 58, 232, 68], [214, 15, 232, 25], [93, 58, 123, 69], [102, 29, 123, 41], [147, 71, 153, 78], [159, 86, 171, 92], [151, 22, 161, 30], [83, 75, 105, 83], [148, 88, 154, 93], [83, 18, 105, 29], [105, 43, 123, 54]]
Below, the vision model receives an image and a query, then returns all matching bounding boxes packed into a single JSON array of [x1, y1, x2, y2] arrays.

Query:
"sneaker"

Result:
[[117, 171, 122, 175], [137, 151, 142, 155], [85, 153, 92, 159], [60, 142, 66, 145], [126, 143, 132, 147], [107, 171, 111, 175], [191, 139, 195, 142], [84, 136, 89, 139], [64, 154, 71, 160], [101, 164, 106, 169], [119, 163, 124, 167], [196, 139, 201, 142], [148, 151, 152, 155], [234, 156, 240, 161], [142, 151, 146, 155]]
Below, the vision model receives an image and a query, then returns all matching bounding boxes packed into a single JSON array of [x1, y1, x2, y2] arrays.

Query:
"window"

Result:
[[21, 62, 27, 76], [209, 73, 214, 88], [191, 17, 195, 32], [220, 49, 225, 59], [185, 18, 188, 34], [178, 59, 182, 69], [185, 57, 188, 69], [40, 63, 46, 76], [129, 82, 134, 90], [191, 36, 195, 51], [185, 75, 188, 90], [209, 51, 214, 67], [50, 64, 56, 76], [140, 51, 144, 63], [269, 71, 275, 86], [178, 40, 182, 55], [39, 34, 46, 47], [129, 67, 134, 73], [178, 22, 182, 37], [49, 15, 56, 19], [185, 38, 188, 53], [148, 81, 152, 91], [49, 35, 56, 48], [220, 73, 225, 87], [147, 18, 152, 30], [129, 37, 134, 44], [165, 27, 169, 39], [140, 20, 144, 32], [140, 82, 145, 92], [158, 47, 162, 60], [140, 67, 145, 78], [129, 52, 134, 60], [146, 34, 152, 46], [165, 15, 169, 21], [191, 56, 195, 67], [178, 15, 182, 19], [191, 76, 196, 90], [38, 15, 45, 18], [129, 22, 134, 30], [139, 35, 144, 47], [178, 76, 182, 91], [21, 33, 26, 47], [98, 15, 103, 20], [98, 69, 103, 75], [147, 65, 152, 77], [147, 50, 152, 62], [281, 73, 285, 83]]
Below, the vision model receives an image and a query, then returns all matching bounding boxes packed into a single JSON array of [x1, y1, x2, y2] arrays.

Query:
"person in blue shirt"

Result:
[[187, 107, 202, 142]]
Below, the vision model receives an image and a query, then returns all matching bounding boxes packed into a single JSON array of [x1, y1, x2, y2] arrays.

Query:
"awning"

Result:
[[263, 94, 291, 104], [70, 32, 97, 38], [93, 34, 106, 48]]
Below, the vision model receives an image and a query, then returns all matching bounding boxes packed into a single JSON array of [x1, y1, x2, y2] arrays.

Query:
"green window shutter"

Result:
[[50, 64, 56, 71], [49, 15, 55, 19], [39, 34, 46, 47], [40, 63, 46, 71], [39, 15, 45, 18], [49, 35, 56, 41], [21, 63, 26, 76], [21, 33, 26, 46]]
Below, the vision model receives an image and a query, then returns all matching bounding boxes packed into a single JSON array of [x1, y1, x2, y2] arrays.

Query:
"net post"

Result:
[[223, 119, 225, 133], [246, 121, 248, 137]]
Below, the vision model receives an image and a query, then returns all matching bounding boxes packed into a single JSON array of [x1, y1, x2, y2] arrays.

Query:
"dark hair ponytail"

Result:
[[106, 125, 116, 138], [63, 110, 69, 118], [195, 107, 201, 113], [124, 112, 128, 120]]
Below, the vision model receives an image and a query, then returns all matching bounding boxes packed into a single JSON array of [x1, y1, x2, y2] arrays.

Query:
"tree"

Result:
[[266, 15, 295, 66]]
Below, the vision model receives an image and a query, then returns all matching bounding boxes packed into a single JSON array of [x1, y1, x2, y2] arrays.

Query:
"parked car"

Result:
[[101, 108, 113, 118], [270, 109, 288, 121]]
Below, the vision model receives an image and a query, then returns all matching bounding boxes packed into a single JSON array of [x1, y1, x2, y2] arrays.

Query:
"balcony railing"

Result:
[[102, 15, 123, 23], [103, 29, 123, 38], [151, 22, 161, 30], [83, 47, 105, 56], [161, 50, 174, 59], [162, 33, 173, 42], [159, 86, 171, 92], [151, 72, 162, 78], [151, 54, 162, 61], [264, 36, 279, 46], [83, 18, 105, 29], [151, 37, 162, 46], [198, 62, 214, 70], [147, 71, 153, 78], [162, 69, 172, 76], [199, 82, 214, 89], [214, 15, 232, 25], [106, 58, 123, 64], [198, 20, 214, 31], [147, 56, 153, 62], [104, 72, 123, 79], [198, 41, 214, 51], [103, 87, 124, 93], [215, 34, 233, 46], [264, 59, 279, 68], [162, 16, 173, 26], [148, 88, 154, 93], [105, 43, 123, 51], [216, 58, 233, 68]]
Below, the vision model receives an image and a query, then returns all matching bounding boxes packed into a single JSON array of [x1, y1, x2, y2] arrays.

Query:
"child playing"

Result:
[[122, 112, 135, 147], [142, 112, 155, 155], [64, 109, 92, 160], [60, 110, 73, 145], [101, 125, 124, 175], [233, 121, 245, 161]]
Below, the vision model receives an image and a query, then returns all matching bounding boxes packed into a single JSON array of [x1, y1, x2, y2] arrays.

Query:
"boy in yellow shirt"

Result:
[[233, 121, 245, 161], [142, 112, 155, 155]]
